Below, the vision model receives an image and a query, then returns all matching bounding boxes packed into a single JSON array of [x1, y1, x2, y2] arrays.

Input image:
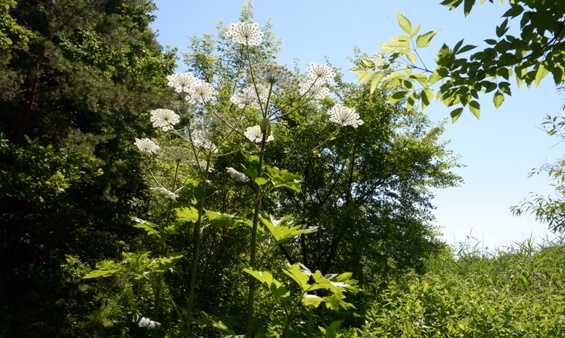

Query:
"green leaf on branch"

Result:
[[397, 12, 412, 35], [244, 268, 289, 299], [283, 263, 311, 291], [133, 221, 160, 237], [534, 63, 549, 87], [176, 207, 199, 223], [254, 177, 269, 186], [493, 90, 504, 108], [450, 107, 464, 123], [205, 210, 240, 228], [370, 72, 385, 94], [469, 100, 481, 119], [265, 165, 302, 192], [259, 214, 317, 244], [416, 30, 439, 48], [302, 294, 324, 308], [83, 259, 126, 279]]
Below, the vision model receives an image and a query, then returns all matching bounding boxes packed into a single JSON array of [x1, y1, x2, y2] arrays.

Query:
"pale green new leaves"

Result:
[[245, 263, 359, 311], [259, 214, 317, 243], [83, 252, 183, 279]]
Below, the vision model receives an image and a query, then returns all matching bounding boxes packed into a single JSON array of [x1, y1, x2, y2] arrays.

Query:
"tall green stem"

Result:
[[185, 158, 211, 336], [245, 134, 267, 337]]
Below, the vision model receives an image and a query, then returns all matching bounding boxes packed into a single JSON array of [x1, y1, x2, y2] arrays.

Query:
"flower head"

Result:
[[306, 63, 335, 85], [150, 109, 180, 131], [327, 104, 364, 128], [134, 137, 160, 154], [226, 167, 249, 182], [166, 72, 196, 94], [189, 78, 218, 104], [299, 81, 331, 99], [226, 22, 264, 46], [244, 125, 274, 143], [256, 62, 293, 86], [191, 129, 217, 152], [151, 187, 179, 200], [230, 84, 269, 109], [138, 317, 161, 329]]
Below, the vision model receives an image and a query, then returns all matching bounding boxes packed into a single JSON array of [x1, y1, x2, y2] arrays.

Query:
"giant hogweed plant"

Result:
[[84, 20, 360, 336]]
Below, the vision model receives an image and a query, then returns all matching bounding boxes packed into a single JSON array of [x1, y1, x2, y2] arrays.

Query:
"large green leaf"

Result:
[[397, 12, 412, 35]]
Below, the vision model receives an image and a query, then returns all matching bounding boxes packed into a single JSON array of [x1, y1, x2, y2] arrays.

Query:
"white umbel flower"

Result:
[[299, 81, 330, 99], [134, 138, 160, 154], [151, 187, 179, 200], [230, 84, 269, 109], [327, 104, 364, 128], [150, 109, 180, 131], [190, 78, 218, 104], [226, 167, 249, 182], [226, 22, 264, 46], [166, 72, 196, 94], [306, 63, 335, 85], [138, 317, 161, 329], [244, 125, 274, 143], [191, 130, 217, 152]]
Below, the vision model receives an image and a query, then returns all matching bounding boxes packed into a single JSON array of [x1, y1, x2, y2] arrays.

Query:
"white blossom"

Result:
[[256, 62, 293, 85], [134, 137, 160, 154], [226, 167, 249, 182], [191, 130, 217, 152], [226, 22, 264, 46], [244, 125, 274, 143], [306, 63, 335, 85], [327, 104, 364, 128], [166, 72, 196, 94], [299, 81, 330, 99], [189, 78, 218, 104], [150, 109, 180, 131], [138, 317, 161, 329], [151, 187, 179, 200], [230, 84, 269, 109]]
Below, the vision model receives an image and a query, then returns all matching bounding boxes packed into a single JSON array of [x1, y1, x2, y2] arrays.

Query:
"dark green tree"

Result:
[[0, 0, 175, 335]]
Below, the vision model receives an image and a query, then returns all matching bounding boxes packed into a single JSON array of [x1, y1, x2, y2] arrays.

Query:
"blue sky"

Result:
[[151, 0, 563, 250]]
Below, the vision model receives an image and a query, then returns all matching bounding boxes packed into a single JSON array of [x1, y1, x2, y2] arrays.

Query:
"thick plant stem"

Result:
[[245, 135, 267, 337], [185, 159, 211, 336]]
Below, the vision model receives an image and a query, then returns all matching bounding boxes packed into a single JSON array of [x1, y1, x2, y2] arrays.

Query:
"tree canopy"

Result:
[[352, 0, 564, 122]]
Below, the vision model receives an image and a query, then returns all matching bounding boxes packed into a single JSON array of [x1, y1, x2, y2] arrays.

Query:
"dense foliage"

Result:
[[0, 0, 174, 335], [1, 0, 564, 337], [352, 0, 564, 122]]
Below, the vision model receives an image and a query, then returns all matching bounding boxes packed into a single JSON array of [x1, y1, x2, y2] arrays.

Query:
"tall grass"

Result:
[[356, 236, 565, 337]]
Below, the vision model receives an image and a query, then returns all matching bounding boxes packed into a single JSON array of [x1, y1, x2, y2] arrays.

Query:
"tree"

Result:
[[0, 0, 175, 335], [352, 0, 565, 122]]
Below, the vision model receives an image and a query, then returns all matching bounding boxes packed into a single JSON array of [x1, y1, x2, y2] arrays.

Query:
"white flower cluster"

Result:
[[134, 137, 160, 154], [244, 125, 274, 143], [226, 22, 264, 46], [256, 62, 293, 85], [190, 78, 218, 104], [167, 72, 196, 93], [150, 108, 180, 131], [151, 187, 179, 200], [230, 84, 269, 109], [166, 72, 217, 104], [327, 104, 364, 128], [191, 129, 217, 152], [299, 63, 335, 99], [138, 317, 161, 329], [226, 167, 249, 182]]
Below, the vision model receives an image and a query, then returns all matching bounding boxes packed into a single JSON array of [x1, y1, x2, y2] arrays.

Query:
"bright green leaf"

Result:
[[493, 90, 504, 108], [416, 30, 439, 48], [397, 12, 412, 35], [450, 107, 464, 123], [469, 100, 480, 119]]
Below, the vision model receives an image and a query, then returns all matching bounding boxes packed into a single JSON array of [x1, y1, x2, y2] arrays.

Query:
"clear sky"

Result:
[[150, 0, 563, 250]]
